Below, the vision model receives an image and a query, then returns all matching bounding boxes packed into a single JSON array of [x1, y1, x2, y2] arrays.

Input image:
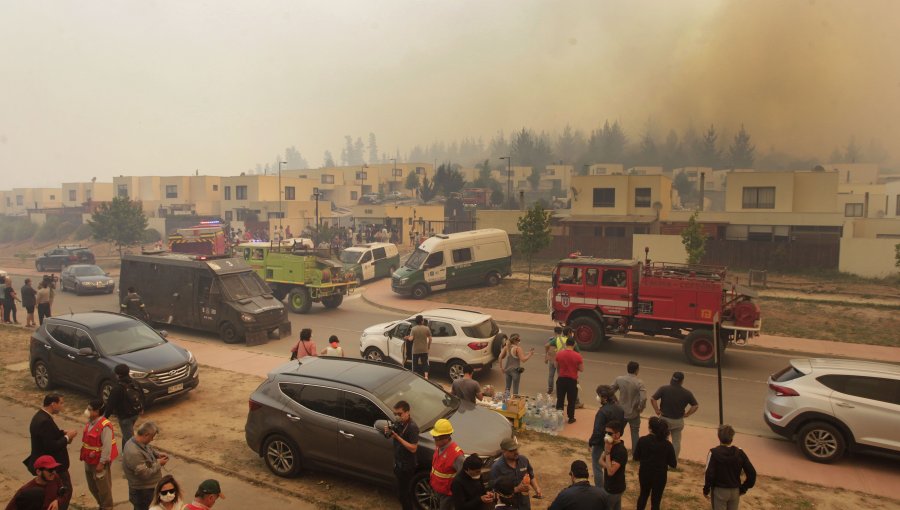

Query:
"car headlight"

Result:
[[129, 369, 149, 379], [107, 280, 115, 285], [400, 277, 409, 284], [187, 350, 195, 364], [240, 313, 256, 323]]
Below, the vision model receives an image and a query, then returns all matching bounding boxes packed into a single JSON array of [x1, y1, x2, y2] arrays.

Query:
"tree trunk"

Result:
[[527, 257, 532, 288]]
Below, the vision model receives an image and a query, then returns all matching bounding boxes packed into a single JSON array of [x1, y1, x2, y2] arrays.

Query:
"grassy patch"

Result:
[[428, 279, 550, 315]]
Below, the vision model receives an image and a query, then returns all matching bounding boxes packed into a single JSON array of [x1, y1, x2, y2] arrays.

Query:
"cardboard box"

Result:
[[506, 396, 526, 415]]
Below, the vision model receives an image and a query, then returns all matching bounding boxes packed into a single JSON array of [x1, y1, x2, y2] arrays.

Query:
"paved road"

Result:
[[12, 270, 792, 438]]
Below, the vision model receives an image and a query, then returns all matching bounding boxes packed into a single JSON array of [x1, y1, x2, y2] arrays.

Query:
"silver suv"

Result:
[[245, 357, 512, 508], [764, 358, 900, 463]]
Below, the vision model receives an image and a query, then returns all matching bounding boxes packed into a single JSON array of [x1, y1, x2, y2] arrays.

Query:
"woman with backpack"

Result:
[[499, 334, 534, 396]]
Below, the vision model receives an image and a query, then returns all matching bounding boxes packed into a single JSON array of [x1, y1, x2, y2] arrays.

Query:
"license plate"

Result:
[[167, 383, 183, 394]]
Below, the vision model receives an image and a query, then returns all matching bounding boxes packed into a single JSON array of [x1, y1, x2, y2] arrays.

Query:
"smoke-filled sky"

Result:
[[1, 0, 898, 189]]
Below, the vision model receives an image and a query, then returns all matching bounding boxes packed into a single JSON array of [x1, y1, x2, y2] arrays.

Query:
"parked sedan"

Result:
[[30, 312, 199, 406], [245, 357, 511, 509], [359, 308, 503, 379], [35, 246, 95, 271], [60, 264, 116, 295]]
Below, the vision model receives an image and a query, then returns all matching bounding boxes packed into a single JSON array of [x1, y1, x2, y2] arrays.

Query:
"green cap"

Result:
[[198, 479, 225, 498]]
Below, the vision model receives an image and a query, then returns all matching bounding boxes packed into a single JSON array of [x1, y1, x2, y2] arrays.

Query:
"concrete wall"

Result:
[[475, 210, 525, 234], [794, 171, 839, 213], [632, 234, 687, 264], [839, 238, 899, 277]]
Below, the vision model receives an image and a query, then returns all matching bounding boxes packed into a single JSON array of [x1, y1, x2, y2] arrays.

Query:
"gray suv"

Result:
[[245, 357, 512, 508], [764, 358, 900, 463]]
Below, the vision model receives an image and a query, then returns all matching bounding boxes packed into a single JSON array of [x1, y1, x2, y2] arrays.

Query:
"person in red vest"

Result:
[[80, 400, 118, 510], [183, 479, 225, 509], [429, 419, 464, 510]]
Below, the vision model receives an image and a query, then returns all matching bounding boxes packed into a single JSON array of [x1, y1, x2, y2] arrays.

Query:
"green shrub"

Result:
[[74, 223, 92, 240], [0, 223, 13, 243], [13, 220, 36, 241], [141, 228, 162, 243], [55, 221, 77, 240], [34, 218, 63, 242]]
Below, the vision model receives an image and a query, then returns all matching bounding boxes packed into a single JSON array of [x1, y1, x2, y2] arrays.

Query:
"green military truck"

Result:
[[239, 240, 358, 314]]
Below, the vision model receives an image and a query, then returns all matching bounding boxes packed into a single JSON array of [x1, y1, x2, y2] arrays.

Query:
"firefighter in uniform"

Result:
[[80, 400, 118, 510], [429, 419, 464, 510], [121, 287, 148, 321]]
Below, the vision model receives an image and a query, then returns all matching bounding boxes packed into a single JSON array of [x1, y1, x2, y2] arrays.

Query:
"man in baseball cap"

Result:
[[651, 370, 699, 459], [9, 455, 63, 510], [490, 437, 543, 507], [184, 479, 225, 509]]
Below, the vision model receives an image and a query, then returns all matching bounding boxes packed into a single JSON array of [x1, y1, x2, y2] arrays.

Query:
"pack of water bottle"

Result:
[[522, 393, 566, 435]]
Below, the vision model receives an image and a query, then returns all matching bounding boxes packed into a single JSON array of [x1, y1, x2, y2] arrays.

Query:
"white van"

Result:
[[390, 229, 512, 299], [340, 242, 400, 282]]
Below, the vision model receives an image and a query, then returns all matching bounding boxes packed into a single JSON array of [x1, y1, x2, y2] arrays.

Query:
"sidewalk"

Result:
[[171, 335, 900, 500], [361, 279, 900, 363]]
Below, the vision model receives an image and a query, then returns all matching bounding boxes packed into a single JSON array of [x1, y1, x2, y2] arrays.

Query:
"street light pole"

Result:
[[313, 187, 321, 243], [278, 161, 286, 231], [360, 163, 369, 195], [390, 158, 397, 195], [499, 156, 512, 209]]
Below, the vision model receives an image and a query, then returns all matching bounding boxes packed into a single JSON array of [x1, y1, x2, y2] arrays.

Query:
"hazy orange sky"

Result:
[[1, 0, 898, 188]]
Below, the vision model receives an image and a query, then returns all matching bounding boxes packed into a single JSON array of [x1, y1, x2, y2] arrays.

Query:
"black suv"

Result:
[[245, 357, 511, 509], [35, 246, 95, 271], [30, 312, 199, 406]]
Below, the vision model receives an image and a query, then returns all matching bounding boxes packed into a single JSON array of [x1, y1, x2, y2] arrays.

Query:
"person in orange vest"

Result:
[[80, 399, 118, 510], [429, 419, 464, 510]]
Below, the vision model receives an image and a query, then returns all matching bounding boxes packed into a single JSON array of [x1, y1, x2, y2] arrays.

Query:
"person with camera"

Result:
[[6, 455, 65, 510], [385, 401, 419, 510]]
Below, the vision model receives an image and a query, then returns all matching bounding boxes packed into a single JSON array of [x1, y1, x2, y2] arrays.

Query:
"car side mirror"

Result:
[[77, 347, 95, 357], [157, 330, 169, 338]]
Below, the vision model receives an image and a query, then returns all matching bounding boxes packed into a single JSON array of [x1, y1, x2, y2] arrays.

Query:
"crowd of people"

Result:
[[0, 275, 55, 327]]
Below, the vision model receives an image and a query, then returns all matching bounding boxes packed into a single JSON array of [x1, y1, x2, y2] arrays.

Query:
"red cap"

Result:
[[33, 455, 61, 470]]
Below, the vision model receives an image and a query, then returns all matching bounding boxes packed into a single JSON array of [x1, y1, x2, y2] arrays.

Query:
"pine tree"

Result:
[[680, 211, 706, 265], [728, 124, 756, 168]]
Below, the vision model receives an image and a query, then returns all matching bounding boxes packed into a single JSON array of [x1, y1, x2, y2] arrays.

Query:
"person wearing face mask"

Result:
[[149, 475, 183, 510], [588, 385, 624, 489], [598, 420, 628, 510], [79, 400, 118, 510], [451, 455, 495, 509]]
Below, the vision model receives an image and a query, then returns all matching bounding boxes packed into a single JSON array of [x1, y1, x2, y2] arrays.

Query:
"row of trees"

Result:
[[246, 122, 885, 178]]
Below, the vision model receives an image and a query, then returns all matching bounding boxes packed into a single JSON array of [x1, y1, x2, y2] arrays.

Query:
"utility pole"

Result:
[[278, 161, 286, 231], [499, 156, 512, 209]]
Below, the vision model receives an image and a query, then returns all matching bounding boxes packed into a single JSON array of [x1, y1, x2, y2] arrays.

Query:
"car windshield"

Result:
[[340, 250, 362, 264], [73, 266, 105, 277], [462, 318, 499, 339], [219, 272, 271, 300], [373, 373, 459, 429], [405, 248, 429, 269], [93, 320, 165, 355]]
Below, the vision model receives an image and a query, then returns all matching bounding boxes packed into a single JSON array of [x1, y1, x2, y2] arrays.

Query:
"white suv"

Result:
[[359, 308, 503, 379], [764, 358, 900, 463]]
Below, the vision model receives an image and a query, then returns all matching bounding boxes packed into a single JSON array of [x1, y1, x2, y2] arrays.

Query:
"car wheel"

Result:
[[219, 321, 242, 344], [271, 284, 288, 301], [411, 284, 429, 300], [263, 434, 302, 477], [798, 422, 846, 463], [446, 359, 468, 380], [287, 287, 312, 314], [485, 271, 501, 287], [569, 316, 604, 351], [75, 285, 82, 296], [682, 329, 722, 367], [99, 380, 114, 404], [33, 361, 53, 390], [363, 347, 385, 362], [410, 470, 437, 510], [321, 294, 343, 309]]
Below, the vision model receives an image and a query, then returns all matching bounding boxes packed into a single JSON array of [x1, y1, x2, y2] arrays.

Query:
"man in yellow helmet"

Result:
[[429, 419, 464, 510]]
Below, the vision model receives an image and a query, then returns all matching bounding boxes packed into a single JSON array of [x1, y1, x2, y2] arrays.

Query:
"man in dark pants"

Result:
[[598, 420, 628, 510], [555, 338, 583, 424], [651, 371, 699, 459], [547, 460, 607, 509], [588, 385, 624, 488], [386, 400, 419, 510], [451, 455, 495, 509], [704, 424, 756, 510], [121, 287, 148, 320], [28, 394, 77, 510], [104, 364, 142, 445]]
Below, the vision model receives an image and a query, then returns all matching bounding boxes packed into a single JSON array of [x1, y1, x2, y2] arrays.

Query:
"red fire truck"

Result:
[[168, 221, 229, 256], [549, 250, 761, 366]]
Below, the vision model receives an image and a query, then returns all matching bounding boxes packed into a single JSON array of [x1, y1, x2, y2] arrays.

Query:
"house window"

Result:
[[742, 187, 775, 209], [844, 203, 864, 217], [356, 171, 368, 180], [634, 188, 651, 208], [117, 184, 128, 198], [284, 186, 296, 200], [592, 188, 615, 208], [212, 184, 219, 191], [5, 197, 10, 207], [392, 168, 403, 177], [16, 195, 23, 205], [351, 191, 358, 200], [224, 210, 232, 221], [85, 189, 92, 201], [268, 211, 285, 219], [634, 226, 650, 234], [68, 190, 77, 201], [236, 186, 248, 200], [49, 194, 55, 200], [165, 185, 178, 199], [235, 208, 259, 221], [605, 226, 626, 237], [416, 167, 425, 175], [224, 186, 231, 200], [321, 174, 334, 184]]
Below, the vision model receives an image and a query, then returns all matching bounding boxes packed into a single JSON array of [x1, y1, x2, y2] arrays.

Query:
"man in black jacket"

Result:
[[588, 385, 624, 488], [28, 394, 77, 510], [548, 460, 607, 510], [703, 424, 756, 510], [104, 364, 142, 444], [451, 455, 495, 509]]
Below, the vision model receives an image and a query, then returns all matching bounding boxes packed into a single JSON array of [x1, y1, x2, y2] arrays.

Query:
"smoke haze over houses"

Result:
[[0, 0, 897, 188]]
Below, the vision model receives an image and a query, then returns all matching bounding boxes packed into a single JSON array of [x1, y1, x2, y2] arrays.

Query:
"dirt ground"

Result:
[[1, 326, 893, 510]]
